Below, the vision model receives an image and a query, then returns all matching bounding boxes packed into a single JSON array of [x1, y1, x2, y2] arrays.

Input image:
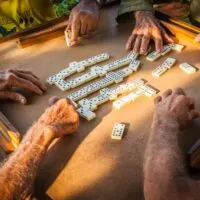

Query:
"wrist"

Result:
[[152, 114, 181, 131], [81, 0, 101, 8], [135, 10, 154, 19], [26, 122, 56, 147]]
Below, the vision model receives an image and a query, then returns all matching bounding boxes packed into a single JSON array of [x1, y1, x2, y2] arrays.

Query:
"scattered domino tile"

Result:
[[161, 45, 171, 56], [111, 123, 126, 140], [128, 60, 141, 71], [139, 84, 159, 97], [169, 43, 185, 52], [152, 57, 176, 78], [146, 51, 161, 61], [113, 84, 158, 109], [179, 63, 198, 74], [127, 52, 139, 60], [77, 107, 96, 121], [64, 29, 72, 47]]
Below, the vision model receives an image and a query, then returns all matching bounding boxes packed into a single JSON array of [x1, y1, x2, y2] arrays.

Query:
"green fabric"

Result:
[[0, 0, 79, 37], [117, 0, 154, 22]]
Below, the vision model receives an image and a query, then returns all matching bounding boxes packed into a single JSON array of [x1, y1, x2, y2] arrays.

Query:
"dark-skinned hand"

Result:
[[0, 69, 46, 104], [126, 11, 174, 54], [66, 0, 100, 46]]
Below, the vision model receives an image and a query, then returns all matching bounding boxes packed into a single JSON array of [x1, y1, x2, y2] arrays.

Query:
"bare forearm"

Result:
[[0, 123, 55, 200], [144, 116, 191, 200]]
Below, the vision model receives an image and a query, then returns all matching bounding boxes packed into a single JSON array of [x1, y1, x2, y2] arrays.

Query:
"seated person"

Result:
[[144, 88, 200, 200], [0, 69, 79, 199]]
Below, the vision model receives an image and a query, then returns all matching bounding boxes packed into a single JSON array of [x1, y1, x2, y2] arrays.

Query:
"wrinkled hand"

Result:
[[38, 98, 79, 137], [154, 88, 199, 128], [66, 0, 100, 46], [126, 11, 173, 54], [0, 69, 46, 104]]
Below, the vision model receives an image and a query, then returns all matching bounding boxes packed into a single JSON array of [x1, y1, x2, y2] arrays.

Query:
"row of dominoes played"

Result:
[[152, 57, 176, 77], [77, 78, 147, 112], [152, 58, 198, 77], [146, 43, 184, 62], [76, 82, 158, 120], [52, 53, 140, 91], [113, 84, 158, 110], [46, 53, 110, 85], [67, 63, 141, 103]]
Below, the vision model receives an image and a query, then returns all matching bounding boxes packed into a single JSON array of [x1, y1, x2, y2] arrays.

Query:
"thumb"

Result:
[[0, 91, 27, 104], [188, 110, 200, 121]]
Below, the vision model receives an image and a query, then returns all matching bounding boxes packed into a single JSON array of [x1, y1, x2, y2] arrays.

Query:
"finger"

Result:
[[86, 20, 94, 34], [188, 110, 200, 120], [162, 89, 172, 98], [66, 14, 73, 30], [9, 74, 43, 95], [80, 19, 87, 35], [140, 35, 150, 54], [133, 35, 142, 53], [173, 88, 185, 96], [48, 96, 60, 107], [162, 29, 174, 44], [0, 91, 27, 104], [154, 96, 162, 104], [71, 17, 81, 42], [126, 34, 136, 51], [152, 30, 163, 52], [195, 34, 200, 42], [82, 30, 97, 39], [12, 71, 46, 92], [14, 70, 40, 80], [188, 98, 195, 110]]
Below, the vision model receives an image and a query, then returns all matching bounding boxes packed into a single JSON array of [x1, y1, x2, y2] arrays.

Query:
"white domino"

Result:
[[54, 79, 71, 91], [77, 107, 96, 121], [170, 43, 184, 52], [146, 51, 161, 61], [113, 91, 141, 109], [152, 65, 168, 77], [152, 57, 176, 77], [161, 45, 171, 56], [139, 84, 158, 97], [46, 53, 110, 86], [128, 60, 141, 71], [179, 63, 197, 74], [127, 52, 139, 60], [64, 29, 72, 47], [111, 123, 126, 140], [162, 57, 176, 69]]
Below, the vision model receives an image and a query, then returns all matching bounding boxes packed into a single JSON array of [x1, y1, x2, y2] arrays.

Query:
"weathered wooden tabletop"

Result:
[[0, 5, 200, 200]]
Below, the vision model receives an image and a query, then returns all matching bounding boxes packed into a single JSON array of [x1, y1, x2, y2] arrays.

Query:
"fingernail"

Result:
[[21, 98, 27, 104]]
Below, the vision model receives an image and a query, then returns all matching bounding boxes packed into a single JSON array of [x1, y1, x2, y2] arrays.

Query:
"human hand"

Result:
[[38, 98, 79, 138], [66, 0, 100, 46], [126, 11, 173, 54], [0, 69, 46, 104], [154, 88, 199, 128]]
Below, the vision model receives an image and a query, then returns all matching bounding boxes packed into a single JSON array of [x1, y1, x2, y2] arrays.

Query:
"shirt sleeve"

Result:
[[117, 0, 154, 22]]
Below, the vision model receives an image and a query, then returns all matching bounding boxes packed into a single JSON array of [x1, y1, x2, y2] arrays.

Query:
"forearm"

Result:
[[0, 123, 55, 200], [144, 116, 191, 200]]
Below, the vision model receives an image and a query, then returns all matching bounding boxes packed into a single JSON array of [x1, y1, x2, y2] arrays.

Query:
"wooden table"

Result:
[[1, 5, 200, 200]]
